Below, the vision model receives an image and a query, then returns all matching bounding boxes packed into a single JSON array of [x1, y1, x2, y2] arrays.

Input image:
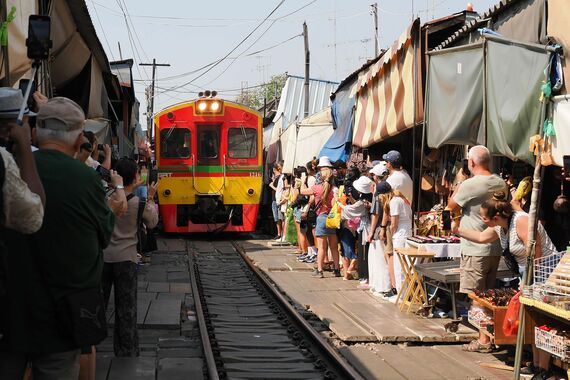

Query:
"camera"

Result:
[[96, 165, 111, 183], [97, 144, 105, 151], [293, 166, 307, 179]]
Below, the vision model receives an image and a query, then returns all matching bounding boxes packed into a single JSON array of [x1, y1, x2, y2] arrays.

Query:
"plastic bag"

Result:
[[284, 208, 298, 245], [326, 202, 341, 229], [502, 291, 521, 337]]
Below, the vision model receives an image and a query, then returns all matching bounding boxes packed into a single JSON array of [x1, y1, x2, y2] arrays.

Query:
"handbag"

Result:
[[136, 198, 157, 254], [56, 287, 107, 347], [326, 202, 341, 229]]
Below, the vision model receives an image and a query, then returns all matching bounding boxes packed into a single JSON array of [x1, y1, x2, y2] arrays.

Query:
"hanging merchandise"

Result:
[[549, 52, 564, 93], [553, 180, 569, 214], [0, 6, 16, 47]]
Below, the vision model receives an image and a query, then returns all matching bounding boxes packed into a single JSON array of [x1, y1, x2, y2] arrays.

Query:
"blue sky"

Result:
[[86, 0, 500, 128]]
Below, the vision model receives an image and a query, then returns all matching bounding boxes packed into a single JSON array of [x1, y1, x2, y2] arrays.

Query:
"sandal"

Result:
[[461, 339, 493, 353]]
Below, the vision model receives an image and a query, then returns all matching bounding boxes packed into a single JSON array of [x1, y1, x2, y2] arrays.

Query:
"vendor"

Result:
[[455, 190, 558, 377], [446, 145, 506, 354]]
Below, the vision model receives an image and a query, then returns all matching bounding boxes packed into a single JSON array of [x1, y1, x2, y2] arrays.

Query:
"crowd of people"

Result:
[[0, 88, 157, 380], [268, 145, 559, 361]]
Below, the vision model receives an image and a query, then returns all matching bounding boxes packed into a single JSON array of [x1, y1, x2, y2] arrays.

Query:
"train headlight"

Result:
[[163, 189, 171, 197], [195, 99, 224, 115]]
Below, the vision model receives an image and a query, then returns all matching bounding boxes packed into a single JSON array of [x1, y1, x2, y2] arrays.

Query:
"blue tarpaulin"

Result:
[[319, 79, 357, 161]]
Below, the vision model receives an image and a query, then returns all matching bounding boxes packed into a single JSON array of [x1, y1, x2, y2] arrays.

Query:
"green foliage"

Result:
[[234, 73, 287, 109]]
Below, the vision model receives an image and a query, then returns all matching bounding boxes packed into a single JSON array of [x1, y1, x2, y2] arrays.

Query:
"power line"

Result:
[[156, 0, 286, 95], [89, 0, 115, 61]]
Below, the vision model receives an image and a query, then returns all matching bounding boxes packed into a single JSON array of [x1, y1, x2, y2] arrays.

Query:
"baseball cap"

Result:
[[0, 87, 35, 118], [382, 150, 402, 166], [370, 162, 389, 177], [376, 181, 392, 194], [37, 97, 85, 131]]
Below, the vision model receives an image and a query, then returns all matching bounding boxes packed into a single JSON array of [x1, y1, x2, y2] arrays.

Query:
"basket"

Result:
[[468, 309, 493, 330], [534, 251, 565, 296], [535, 327, 570, 361]]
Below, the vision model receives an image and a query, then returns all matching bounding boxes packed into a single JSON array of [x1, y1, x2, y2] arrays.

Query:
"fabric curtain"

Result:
[[551, 97, 570, 167], [426, 44, 485, 148]]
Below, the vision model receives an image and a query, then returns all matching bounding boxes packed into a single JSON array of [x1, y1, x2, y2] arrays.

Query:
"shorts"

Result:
[[384, 225, 394, 255], [293, 207, 302, 223], [271, 200, 284, 222], [459, 255, 501, 294], [315, 213, 336, 237], [340, 227, 357, 260]]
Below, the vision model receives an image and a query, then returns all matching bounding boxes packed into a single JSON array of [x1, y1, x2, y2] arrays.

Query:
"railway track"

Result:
[[189, 240, 363, 380]]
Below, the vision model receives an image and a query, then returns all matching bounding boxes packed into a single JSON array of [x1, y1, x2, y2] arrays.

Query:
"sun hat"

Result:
[[37, 97, 85, 131], [370, 162, 389, 177], [353, 176, 374, 194], [0, 87, 35, 118], [376, 180, 392, 195], [382, 150, 402, 166], [317, 156, 332, 168]]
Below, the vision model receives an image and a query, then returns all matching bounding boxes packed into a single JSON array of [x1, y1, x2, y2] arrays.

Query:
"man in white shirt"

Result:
[[383, 150, 414, 205]]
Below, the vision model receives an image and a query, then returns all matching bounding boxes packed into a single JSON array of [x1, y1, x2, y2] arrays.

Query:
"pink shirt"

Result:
[[311, 184, 334, 215]]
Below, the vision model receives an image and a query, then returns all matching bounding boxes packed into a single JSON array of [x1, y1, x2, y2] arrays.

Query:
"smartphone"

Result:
[[442, 210, 452, 231], [19, 79, 37, 110], [462, 159, 471, 177], [26, 15, 52, 60], [564, 155, 570, 180], [96, 165, 111, 183]]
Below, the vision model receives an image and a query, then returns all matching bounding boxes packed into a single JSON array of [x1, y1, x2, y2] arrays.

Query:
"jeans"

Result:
[[0, 349, 80, 380]]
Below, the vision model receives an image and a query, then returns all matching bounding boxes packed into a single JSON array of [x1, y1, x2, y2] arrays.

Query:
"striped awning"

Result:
[[353, 19, 423, 147]]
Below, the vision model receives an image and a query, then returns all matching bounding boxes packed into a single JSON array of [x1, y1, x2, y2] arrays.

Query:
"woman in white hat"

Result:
[[339, 175, 374, 281], [300, 156, 340, 278]]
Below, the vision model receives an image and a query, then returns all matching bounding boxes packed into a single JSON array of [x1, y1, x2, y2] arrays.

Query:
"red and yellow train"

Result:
[[153, 93, 263, 233]]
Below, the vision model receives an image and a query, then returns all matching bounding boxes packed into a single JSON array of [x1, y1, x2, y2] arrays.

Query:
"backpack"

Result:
[[135, 197, 157, 254]]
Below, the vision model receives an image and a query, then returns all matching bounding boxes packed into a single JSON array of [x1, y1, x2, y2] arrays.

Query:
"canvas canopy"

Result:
[[320, 80, 357, 162], [426, 35, 551, 165], [551, 96, 570, 167], [352, 19, 423, 148], [282, 107, 333, 174]]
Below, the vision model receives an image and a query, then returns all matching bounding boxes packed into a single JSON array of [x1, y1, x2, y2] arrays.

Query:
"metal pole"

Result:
[[140, 60, 171, 142], [303, 22, 310, 118]]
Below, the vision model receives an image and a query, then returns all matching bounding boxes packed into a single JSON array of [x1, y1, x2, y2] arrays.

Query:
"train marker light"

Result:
[[211, 101, 220, 111], [247, 188, 255, 196], [163, 189, 171, 197]]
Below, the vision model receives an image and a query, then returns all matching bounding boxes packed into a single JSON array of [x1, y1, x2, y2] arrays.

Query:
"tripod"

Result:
[[16, 60, 41, 126]]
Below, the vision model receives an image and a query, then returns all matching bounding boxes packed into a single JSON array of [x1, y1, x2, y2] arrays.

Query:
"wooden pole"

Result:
[[303, 22, 310, 118]]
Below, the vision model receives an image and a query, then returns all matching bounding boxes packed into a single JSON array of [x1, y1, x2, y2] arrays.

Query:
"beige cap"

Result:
[[37, 97, 85, 131]]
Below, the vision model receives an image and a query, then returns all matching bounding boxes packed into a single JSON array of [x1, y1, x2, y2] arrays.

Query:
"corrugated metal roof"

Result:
[[434, 0, 522, 50], [272, 75, 339, 130]]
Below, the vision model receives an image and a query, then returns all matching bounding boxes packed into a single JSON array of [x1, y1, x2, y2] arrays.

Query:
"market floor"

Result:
[[240, 238, 514, 380]]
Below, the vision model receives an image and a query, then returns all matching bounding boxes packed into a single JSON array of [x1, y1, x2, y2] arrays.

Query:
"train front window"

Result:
[[198, 128, 219, 159], [228, 128, 257, 158], [160, 128, 191, 159]]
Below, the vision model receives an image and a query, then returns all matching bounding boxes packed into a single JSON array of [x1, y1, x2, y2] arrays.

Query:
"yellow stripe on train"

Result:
[[158, 176, 262, 205]]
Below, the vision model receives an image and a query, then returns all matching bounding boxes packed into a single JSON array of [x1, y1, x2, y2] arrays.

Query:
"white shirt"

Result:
[[390, 196, 413, 239], [0, 147, 44, 234], [387, 170, 414, 204], [274, 174, 284, 202], [86, 155, 100, 170]]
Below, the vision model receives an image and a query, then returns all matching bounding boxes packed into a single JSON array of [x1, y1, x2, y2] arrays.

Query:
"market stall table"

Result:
[[406, 239, 461, 258], [394, 247, 435, 313], [415, 260, 513, 319]]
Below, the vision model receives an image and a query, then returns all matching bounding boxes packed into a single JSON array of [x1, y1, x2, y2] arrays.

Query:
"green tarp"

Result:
[[426, 36, 550, 165]]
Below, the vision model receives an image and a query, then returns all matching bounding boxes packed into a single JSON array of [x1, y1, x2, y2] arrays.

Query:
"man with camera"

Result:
[[0, 97, 117, 379]]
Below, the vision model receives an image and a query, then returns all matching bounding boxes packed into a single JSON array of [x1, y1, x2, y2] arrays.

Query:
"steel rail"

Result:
[[188, 254, 220, 380], [231, 241, 366, 380]]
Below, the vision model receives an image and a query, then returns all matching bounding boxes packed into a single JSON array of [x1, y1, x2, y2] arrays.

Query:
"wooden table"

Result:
[[394, 247, 435, 313]]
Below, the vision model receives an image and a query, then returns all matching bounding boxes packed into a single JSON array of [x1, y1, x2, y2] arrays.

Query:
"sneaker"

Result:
[[357, 283, 370, 290], [311, 269, 324, 278], [382, 288, 397, 298], [520, 366, 538, 376], [297, 254, 309, 261], [304, 256, 317, 263], [359, 278, 368, 284], [461, 339, 493, 353], [333, 269, 341, 277], [274, 235, 282, 241]]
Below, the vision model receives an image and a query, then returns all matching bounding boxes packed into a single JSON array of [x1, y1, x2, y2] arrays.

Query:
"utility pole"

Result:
[[303, 21, 310, 118], [371, 3, 379, 57], [140, 59, 170, 141], [118, 42, 123, 60]]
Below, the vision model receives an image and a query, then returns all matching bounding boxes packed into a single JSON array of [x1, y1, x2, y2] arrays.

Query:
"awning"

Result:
[[352, 19, 423, 148], [320, 80, 357, 162], [282, 108, 333, 173], [84, 118, 111, 144], [547, 0, 570, 94], [426, 35, 551, 165]]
